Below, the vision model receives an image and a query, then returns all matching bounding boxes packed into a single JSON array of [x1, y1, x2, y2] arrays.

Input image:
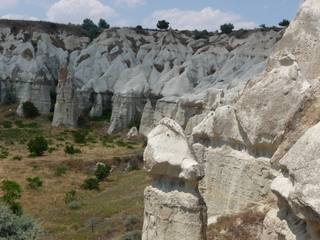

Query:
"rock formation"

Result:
[[52, 66, 83, 128], [3, 2, 320, 237], [143, 118, 207, 240]]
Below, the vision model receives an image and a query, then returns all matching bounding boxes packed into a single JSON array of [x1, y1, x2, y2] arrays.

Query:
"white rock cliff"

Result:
[[143, 118, 207, 240]]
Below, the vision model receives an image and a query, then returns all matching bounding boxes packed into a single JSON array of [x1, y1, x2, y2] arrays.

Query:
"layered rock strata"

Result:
[[142, 118, 207, 240]]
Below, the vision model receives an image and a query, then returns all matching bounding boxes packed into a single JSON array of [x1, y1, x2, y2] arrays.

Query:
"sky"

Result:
[[0, 0, 304, 31]]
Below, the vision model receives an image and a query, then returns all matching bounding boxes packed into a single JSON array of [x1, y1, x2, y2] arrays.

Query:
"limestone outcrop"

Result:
[[142, 118, 207, 240]]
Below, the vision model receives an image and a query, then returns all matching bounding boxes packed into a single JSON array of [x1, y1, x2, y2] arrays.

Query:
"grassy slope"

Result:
[[0, 104, 151, 240]]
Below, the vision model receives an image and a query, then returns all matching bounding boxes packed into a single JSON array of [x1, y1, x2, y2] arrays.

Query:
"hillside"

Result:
[[1, 4, 319, 238]]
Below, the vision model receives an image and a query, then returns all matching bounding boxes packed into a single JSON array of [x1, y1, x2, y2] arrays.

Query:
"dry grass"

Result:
[[0, 104, 150, 240], [207, 204, 273, 240], [0, 19, 90, 37]]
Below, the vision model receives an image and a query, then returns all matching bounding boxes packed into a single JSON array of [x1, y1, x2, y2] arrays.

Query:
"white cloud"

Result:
[[1, 14, 38, 21], [0, 0, 19, 10], [1, 14, 24, 20], [46, 0, 117, 24], [142, 7, 257, 31], [114, 0, 146, 8]]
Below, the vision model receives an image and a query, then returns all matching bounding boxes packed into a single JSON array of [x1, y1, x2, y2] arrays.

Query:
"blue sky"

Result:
[[0, 0, 304, 31]]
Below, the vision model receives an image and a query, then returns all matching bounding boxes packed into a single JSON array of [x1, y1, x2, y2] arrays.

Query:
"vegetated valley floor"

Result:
[[0, 103, 151, 240]]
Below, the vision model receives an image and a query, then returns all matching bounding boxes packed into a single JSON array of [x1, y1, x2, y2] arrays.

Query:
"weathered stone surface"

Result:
[[52, 66, 83, 128], [142, 118, 207, 240], [270, 122, 320, 239]]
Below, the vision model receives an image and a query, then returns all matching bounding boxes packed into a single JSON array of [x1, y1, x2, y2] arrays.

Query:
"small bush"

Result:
[[55, 166, 67, 176], [127, 122, 139, 129], [63, 189, 80, 207], [47, 113, 54, 122], [220, 23, 234, 34], [64, 145, 82, 154], [124, 214, 142, 231], [113, 157, 122, 163], [94, 164, 111, 181], [72, 130, 87, 143], [1, 121, 12, 128], [27, 136, 48, 156], [126, 161, 139, 172], [12, 156, 22, 161], [47, 147, 57, 153], [2, 89, 17, 105], [26, 176, 43, 189], [0, 151, 9, 159], [0, 205, 45, 239], [0, 180, 22, 215], [22, 101, 39, 118], [279, 19, 290, 27], [80, 178, 99, 190], [90, 109, 112, 122], [121, 231, 142, 240]]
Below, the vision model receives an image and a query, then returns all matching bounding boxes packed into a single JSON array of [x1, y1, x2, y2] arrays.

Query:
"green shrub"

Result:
[[113, 157, 122, 163], [126, 161, 139, 172], [22, 101, 39, 118], [63, 189, 76, 204], [1, 121, 12, 128], [0, 151, 9, 159], [27, 136, 48, 156], [98, 18, 110, 29], [64, 145, 82, 154], [81, 18, 101, 37], [220, 23, 234, 34], [279, 19, 290, 27], [47, 147, 57, 153], [72, 129, 87, 143], [90, 109, 112, 122], [94, 164, 111, 181], [2, 89, 17, 105], [0, 180, 22, 216], [80, 178, 99, 190], [121, 231, 142, 240], [124, 214, 142, 231], [47, 113, 54, 122], [26, 176, 42, 189], [194, 29, 213, 39], [12, 156, 22, 161], [0, 205, 45, 239], [55, 166, 67, 176], [157, 20, 169, 30], [127, 121, 139, 129]]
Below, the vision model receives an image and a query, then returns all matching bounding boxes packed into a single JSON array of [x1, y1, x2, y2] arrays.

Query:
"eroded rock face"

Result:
[[192, 106, 276, 216], [259, 0, 320, 239], [267, 122, 320, 240], [52, 66, 83, 128], [142, 118, 207, 240]]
